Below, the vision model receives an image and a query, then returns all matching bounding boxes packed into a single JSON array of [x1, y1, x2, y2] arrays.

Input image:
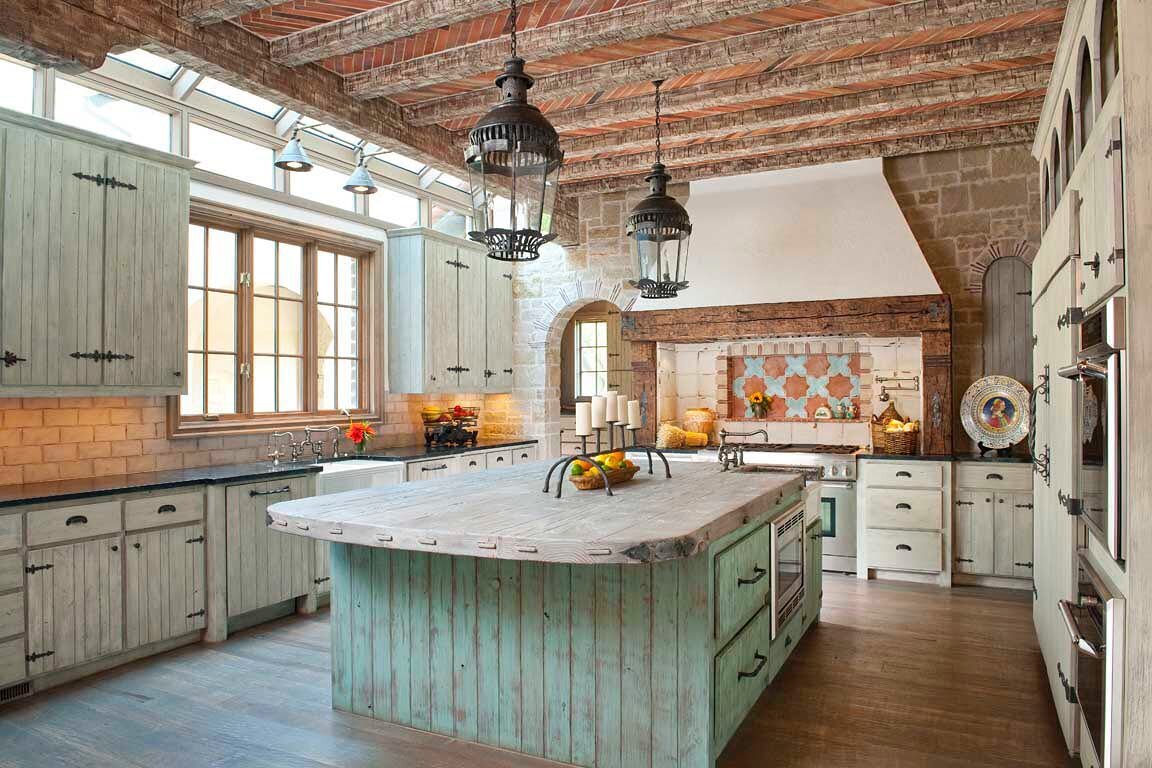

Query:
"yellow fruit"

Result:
[[573, 459, 593, 471]]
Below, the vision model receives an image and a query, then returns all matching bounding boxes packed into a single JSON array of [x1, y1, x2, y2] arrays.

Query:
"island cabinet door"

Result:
[[225, 477, 314, 618], [25, 537, 124, 677], [953, 491, 995, 575], [804, 520, 822, 629], [124, 523, 206, 649]]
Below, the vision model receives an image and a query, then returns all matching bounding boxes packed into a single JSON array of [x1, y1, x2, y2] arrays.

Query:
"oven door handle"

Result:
[[1058, 599, 1103, 659], [1057, 360, 1108, 380]]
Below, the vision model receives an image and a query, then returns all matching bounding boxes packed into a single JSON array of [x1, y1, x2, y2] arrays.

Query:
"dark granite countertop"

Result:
[[0, 439, 539, 508]]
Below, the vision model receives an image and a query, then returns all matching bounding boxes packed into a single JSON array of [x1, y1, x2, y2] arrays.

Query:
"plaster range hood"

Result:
[[634, 158, 941, 310]]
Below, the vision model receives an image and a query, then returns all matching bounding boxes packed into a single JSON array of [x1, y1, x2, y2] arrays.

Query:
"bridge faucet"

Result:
[[716, 428, 772, 471], [267, 431, 295, 466]]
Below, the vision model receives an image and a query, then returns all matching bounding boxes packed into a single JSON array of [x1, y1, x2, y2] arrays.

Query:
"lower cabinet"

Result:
[[512, 444, 538, 463], [953, 462, 1034, 584], [714, 605, 773, 748], [0, 637, 24, 686], [225, 477, 315, 618], [804, 519, 823, 630], [125, 523, 206, 649], [406, 457, 458, 481], [857, 459, 952, 585], [25, 537, 124, 676]]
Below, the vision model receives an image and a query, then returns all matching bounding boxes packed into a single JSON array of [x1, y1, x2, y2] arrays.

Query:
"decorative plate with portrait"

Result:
[[960, 375, 1030, 450]]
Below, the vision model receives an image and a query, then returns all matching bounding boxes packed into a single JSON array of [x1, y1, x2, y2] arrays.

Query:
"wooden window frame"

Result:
[[170, 213, 376, 438], [573, 319, 610, 400]]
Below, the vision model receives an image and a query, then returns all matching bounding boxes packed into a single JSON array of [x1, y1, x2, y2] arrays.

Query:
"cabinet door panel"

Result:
[[457, 246, 487, 392], [1083, 115, 1125, 310], [485, 263, 514, 391], [424, 239, 460, 391], [125, 523, 205, 649], [954, 490, 994, 575], [25, 537, 123, 676], [1, 126, 105, 387], [102, 152, 187, 387]]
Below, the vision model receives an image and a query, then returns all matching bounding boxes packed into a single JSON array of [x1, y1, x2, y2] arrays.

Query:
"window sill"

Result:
[[168, 410, 379, 440]]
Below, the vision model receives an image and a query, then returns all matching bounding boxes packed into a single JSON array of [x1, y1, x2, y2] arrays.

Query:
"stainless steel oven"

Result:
[[1059, 553, 1125, 767], [771, 503, 805, 638], [1059, 296, 1126, 563], [818, 480, 857, 573]]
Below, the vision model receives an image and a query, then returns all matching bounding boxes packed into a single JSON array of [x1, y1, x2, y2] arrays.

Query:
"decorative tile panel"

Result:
[[728, 353, 863, 420]]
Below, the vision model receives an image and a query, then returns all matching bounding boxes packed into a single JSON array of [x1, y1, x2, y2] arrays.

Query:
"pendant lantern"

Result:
[[465, 0, 564, 262], [627, 80, 692, 299]]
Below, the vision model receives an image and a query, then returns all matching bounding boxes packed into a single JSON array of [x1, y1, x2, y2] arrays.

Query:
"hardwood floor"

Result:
[[0, 575, 1071, 768]]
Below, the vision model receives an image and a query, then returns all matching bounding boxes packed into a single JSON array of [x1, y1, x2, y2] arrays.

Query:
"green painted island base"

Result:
[[328, 509, 821, 768]]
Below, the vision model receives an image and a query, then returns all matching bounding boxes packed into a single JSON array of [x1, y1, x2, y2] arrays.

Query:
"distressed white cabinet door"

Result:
[[101, 151, 188, 388], [0, 125, 106, 388], [225, 477, 314, 618], [484, 261, 514, 391], [954, 490, 994, 575], [24, 537, 124, 676], [1083, 115, 1125, 311], [124, 523, 206, 649], [423, 238, 460, 392], [456, 245, 488, 392]]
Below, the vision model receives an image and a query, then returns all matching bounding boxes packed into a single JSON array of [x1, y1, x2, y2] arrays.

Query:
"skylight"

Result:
[[196, 77, 282, 117], [109, 49, 181, 79], [304, 123, 362, 148], [380, 151, 426, 174], [437, 173, 469, 191]]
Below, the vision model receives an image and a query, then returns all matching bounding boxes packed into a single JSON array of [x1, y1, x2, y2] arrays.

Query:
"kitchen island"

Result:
[[268, 462, 815, 767]]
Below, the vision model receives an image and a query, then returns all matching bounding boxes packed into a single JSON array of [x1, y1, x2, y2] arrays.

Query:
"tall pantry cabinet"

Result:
[[0, 107, 194, 396]]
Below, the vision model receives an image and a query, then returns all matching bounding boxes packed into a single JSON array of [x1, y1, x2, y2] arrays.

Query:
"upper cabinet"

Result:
[[387, 228, 514, 394], [0, 108, 194, 396]]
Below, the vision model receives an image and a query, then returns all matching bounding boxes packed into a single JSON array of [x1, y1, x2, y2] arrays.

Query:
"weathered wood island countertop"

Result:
[[268, 462, 804, 564]]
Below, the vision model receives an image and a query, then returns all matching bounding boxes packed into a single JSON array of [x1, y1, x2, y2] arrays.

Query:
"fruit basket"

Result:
[[422, 404, 480, 448], [568, 452, 641, 490]]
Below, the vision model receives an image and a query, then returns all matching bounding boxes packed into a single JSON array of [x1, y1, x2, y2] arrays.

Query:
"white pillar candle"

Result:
[[575, 402, 592, 436], [591, 396, 607, 428], [627, 400, 642, 429], [617, 395, 629, 425], [604, 391, 618, 422]]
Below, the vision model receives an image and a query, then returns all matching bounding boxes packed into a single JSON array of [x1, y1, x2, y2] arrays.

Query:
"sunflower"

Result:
[[748, 392, 766, 405]]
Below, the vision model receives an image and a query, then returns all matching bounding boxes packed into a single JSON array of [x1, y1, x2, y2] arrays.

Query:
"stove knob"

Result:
[[828, 465, 840, 478]]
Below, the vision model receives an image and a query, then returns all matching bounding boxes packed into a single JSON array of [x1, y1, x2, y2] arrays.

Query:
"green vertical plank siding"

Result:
[[350, 545, 374, 717], [452, 557, 478, 740], [408, 552, 432, 731], [651, 560, 681, 766], [475, 558, 501, 745], [543, 564, 572, 763], [678, 552, 712, 766], [330, 543, 351, 712], [497, 559, 522, 752], [389, 550, 411, 725], [595, 565, 623, 768], [570, 564, 598, 766], [429, 554, 455, 735], [621, 565, 653, 766], [520, 561, 546, 757], [370, 548, 393, 722]]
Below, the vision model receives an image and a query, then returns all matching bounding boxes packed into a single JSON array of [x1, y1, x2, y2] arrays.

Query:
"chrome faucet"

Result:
[[319, 425, 344, 459], [717, 428, 771, 471], [267, 431, 295, 466]]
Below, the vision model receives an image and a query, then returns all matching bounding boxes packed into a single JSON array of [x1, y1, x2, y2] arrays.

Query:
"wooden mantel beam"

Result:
[[563, 67, 1049, 160], [179, 0, 284, 26], [541, 25, 1060, 134], [343, 0, 810, 99], [561, 97, 1044, 180], [271, 0, 510, 67], [405, 0, 1063, 128], [560, 123, 1037, 195]]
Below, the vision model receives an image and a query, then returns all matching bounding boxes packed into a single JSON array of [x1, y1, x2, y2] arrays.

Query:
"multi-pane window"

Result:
[[180, 221, 368, 425], [54, 78, 172, 152], [0, 58, 34, 114], [429, 203, 470, 238], [575, 320, 608, 398], [189, 123, 275, 188]]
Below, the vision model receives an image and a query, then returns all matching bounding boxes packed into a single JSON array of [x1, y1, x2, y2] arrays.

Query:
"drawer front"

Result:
[[0, 553, 21, 592], [406, 458, 457, 482], [866, 489, 942, 530], [485, 450, 514, 469], [955, 463, 1032, 491], [27, 501, 122, 547], [124, 491, 205, 531], [0, 514, 21, 550], [0, 636, 24, 686], [769, 608, 805, 682], [866, 529, 942, 573], [460, 454, 487, 473], [512, 445, 538, 464], [714, 604, 772, 747], [714, 523, 773, 645], [866, 462, 942, 488], [0, 591, 23, 639]]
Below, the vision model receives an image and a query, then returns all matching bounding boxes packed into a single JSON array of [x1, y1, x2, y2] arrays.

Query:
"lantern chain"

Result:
[[509, 0, 518, 59], [653, 79, 664, 165]]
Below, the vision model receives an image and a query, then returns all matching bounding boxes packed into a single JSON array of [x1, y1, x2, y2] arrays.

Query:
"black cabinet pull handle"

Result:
[[896, 471, 912, 478], [468, 460, 478, 467], [111, 545, 119, 552], [986, 473, 1004, 481], [738, 652, 768, 680], [65, 515, 88, 526], [26, 650, 54, 663], [503, 368, 513, 374], [896, 503, 911, 510], [249, 486, 292, 497], [186, 609, 206, 619], [421, 464, 448, 472], [1015, 561, 1034, 568], [737, 566, 767, 586], [133, 542, 141, 550], [896, 544, 912, 551], [496, 456, 505, 463], [157, 504, 177, 515]]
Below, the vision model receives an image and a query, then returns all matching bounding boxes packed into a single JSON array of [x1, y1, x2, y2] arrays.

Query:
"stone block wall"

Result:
[[883, 142, 1042, 452]]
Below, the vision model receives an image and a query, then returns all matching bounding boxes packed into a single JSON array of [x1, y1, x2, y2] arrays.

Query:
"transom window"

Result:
[[180, 220, 370, 427], [574, 320, 609, 398]]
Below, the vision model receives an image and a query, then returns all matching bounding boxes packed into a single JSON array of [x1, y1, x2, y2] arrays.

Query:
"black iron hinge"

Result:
[[446, 259, 470, 270], [1032, 583, 1038, 599], [484, 369, 494, 379], [314, 576, 331, 585], [1015, 561, 1034, 569], [1058, 662, 1078, 703], [503, 368, 513, 375], [70, 350, 135, 362], [1058, 490, 1083, 517], [186, 609, 205, 619], [955, 501, 974, 507], [955, 557, 974, 563], [446, 365, 469, 373], [25, 563, 53, 575], [2, 350, 25, 367], [186, 535, 205, 544], [502, 272, 513, 280], [25, 650, 54, 663], [73, 171, 136, 190], [1057, 307, 1084, 329], [1105, 135, 1123, 159], [1015, 503, 1034, 510]]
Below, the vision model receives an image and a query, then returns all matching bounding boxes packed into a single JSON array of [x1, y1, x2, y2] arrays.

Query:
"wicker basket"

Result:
[[656, 422, 686, 449], [883, 429, 919, 455], [871, 403, 905, 453], [568, 464, 640, 490]]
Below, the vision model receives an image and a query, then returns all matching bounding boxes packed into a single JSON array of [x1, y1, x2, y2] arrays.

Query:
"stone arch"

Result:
[[966, 239, 1034, 294]]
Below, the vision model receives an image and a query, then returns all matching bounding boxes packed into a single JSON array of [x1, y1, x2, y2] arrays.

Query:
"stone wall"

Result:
[[883, 142, 1042, 451]]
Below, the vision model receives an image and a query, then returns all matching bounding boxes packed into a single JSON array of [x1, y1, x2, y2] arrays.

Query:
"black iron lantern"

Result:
[[627, 80, 691, 299], [465, 0, 564, 262]]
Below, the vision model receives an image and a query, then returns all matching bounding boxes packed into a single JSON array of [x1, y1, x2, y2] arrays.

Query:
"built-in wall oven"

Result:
[[771, 503, 806, 638], [1059, 553, 1125, 767], [1058, 296, 1126, 563]]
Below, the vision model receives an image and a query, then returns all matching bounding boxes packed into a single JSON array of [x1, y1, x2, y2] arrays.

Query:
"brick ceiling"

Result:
[[135, 1, 1075, 192]]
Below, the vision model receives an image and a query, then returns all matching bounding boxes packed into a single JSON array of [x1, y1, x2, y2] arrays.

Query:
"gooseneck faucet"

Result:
[[716, 428, 771, 471]]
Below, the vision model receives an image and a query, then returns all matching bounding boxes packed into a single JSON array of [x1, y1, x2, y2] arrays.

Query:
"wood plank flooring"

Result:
[[0, 575, 1072, 768]]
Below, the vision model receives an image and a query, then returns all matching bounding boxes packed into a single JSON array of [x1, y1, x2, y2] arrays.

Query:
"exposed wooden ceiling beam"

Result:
[[405, 0, 1063, 128], [562, 123, 1037, 195], [540, 25, 1060, 134], [561, 98, 1042, 181], [271, 0, 510, 67], [179, 0, 285, 26], [344, 0, 811, 99], [562, 66, 1049, 160]]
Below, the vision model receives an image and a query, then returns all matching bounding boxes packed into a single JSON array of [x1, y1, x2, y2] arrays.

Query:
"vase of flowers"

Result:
[[345, 420, 376, 455], [747, 391, 773, 419]]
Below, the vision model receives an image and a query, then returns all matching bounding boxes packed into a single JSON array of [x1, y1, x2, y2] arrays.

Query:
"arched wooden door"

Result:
[[982, 256, 1033, 385]]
